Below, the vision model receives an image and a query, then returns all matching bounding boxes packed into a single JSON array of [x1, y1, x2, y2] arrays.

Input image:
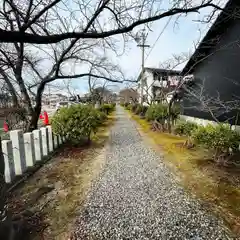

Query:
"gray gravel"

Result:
[[71, 107, 233, 240]]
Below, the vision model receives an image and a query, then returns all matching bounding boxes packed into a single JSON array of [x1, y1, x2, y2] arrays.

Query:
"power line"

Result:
[[136, 16, 173, 76], [145, 16, 173, 61]]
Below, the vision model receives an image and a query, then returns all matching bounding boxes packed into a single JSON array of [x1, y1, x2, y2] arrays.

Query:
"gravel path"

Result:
[[71, 107, 232, 240]]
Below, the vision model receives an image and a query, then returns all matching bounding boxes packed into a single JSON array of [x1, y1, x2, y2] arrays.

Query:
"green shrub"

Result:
[[124, 102, 130, 108], [131, 104, 140, 113], [135, 105, 148, 116], [125, 103, 132, 110], [174, 121, 198, 136], [145, 104, 168, 123], [99, 103, 115, 115], [126, 105, 131, 110], [51, 104, 106, 145], [192, 124, 240, 160], [171, 105, 181, 121], [95, 109, 107, 125]]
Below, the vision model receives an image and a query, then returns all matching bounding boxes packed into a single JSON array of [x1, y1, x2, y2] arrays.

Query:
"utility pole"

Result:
[[137, 29, 150, 104]]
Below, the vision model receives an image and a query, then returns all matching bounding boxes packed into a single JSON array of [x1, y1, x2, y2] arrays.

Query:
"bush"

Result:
[[145, 104, 168, 123], [174, 121, 198, 136], [51, 104, 106, 145], [99, 103, 115, 115], [135, 105, 148, 116], [131, 103, 139, 113], [192, 124, 240, 161], [124, 102, 130, 108], [170, 105, 181, 121], [125, 103, 132, 110]]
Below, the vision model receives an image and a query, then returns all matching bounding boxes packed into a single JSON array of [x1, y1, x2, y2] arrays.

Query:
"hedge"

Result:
[[174, 121, 198, 136], [192, 124, 240, 162], [99, 103, 115, 115], [51, 104, 107, 145]]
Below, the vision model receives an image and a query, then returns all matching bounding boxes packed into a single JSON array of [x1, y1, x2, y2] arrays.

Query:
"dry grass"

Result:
[[129, 111, 240, 237], [9, 113, 116, 240]]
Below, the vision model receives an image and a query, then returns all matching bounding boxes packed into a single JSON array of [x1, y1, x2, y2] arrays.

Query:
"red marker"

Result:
[[3, 120, 9, 132], [43, 111, 49, 126]]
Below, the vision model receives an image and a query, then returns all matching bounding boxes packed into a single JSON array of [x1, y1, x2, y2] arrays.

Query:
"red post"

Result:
[[3, 120, 9, 132], [43, 111, 49, 126]]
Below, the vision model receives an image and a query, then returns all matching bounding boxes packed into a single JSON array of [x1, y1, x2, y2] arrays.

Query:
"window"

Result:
[[153, 72, 161, 81]]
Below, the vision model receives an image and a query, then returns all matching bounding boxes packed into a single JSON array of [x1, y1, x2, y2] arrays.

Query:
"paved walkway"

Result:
[[71, 107, 232, 239]]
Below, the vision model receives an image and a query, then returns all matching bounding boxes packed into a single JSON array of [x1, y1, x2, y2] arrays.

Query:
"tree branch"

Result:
[[0, 3, 223, 44]]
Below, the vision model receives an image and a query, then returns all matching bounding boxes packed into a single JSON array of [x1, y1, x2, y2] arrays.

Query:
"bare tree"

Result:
[[0, 33, 127, 130], [0, 0, 225, 44], [88, 74, 120, 104]]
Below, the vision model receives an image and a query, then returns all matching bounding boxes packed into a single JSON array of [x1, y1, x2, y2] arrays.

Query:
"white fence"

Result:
[[180, 115, 240, 132], [2, 125, 66, 183]]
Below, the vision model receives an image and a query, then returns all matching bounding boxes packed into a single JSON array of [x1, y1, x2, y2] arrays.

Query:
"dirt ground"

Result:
[[7, 115, 115, 240]]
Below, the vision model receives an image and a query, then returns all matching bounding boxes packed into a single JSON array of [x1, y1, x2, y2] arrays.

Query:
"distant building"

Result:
[[137, 67, 181, 104], [42, 94, 68, 106]]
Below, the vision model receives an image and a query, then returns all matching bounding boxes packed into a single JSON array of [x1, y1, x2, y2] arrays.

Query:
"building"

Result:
[[137, 67, 181, 104], [181, 0, 240, 124], [42, 94, 68, 106]]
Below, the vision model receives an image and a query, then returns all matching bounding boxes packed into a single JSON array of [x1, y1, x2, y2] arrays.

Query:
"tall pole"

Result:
[[137, 29, 150, 105]]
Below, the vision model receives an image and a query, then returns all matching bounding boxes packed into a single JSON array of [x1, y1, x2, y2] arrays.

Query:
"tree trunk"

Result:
[[27, 82, 45, 132], [0, 68, 19, 107], [27, 106, 41, 132], [18, 80, 33, 115], [167, 100, 173, 133], [15, 42, 33, 117]]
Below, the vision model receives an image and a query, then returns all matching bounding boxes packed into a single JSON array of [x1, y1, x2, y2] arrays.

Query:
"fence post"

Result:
[[53, 134, 59, 149], [2, 140, 14, 183], [33, 129, 43, 161], [46, 126, 53, 152], [23, 132, 35, 167], [58, 135, 62, 145], [41, 127, 49, 157], [9, 130, 26, 175]]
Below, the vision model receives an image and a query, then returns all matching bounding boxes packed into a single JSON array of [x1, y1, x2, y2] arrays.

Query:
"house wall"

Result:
[[145, 70, 154, 104], [138, 70, 180, 104], [137, 70, 153, 103], [183, 17, 240, 123]]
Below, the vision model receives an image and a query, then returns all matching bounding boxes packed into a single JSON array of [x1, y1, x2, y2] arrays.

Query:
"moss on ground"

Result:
[[129, 111, 240, 237]]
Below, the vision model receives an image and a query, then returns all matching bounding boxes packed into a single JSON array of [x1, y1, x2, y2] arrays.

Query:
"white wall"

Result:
[[180, 115, 240, 132], [138, 70, 180, 104], [138, 70, 154, 104]]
